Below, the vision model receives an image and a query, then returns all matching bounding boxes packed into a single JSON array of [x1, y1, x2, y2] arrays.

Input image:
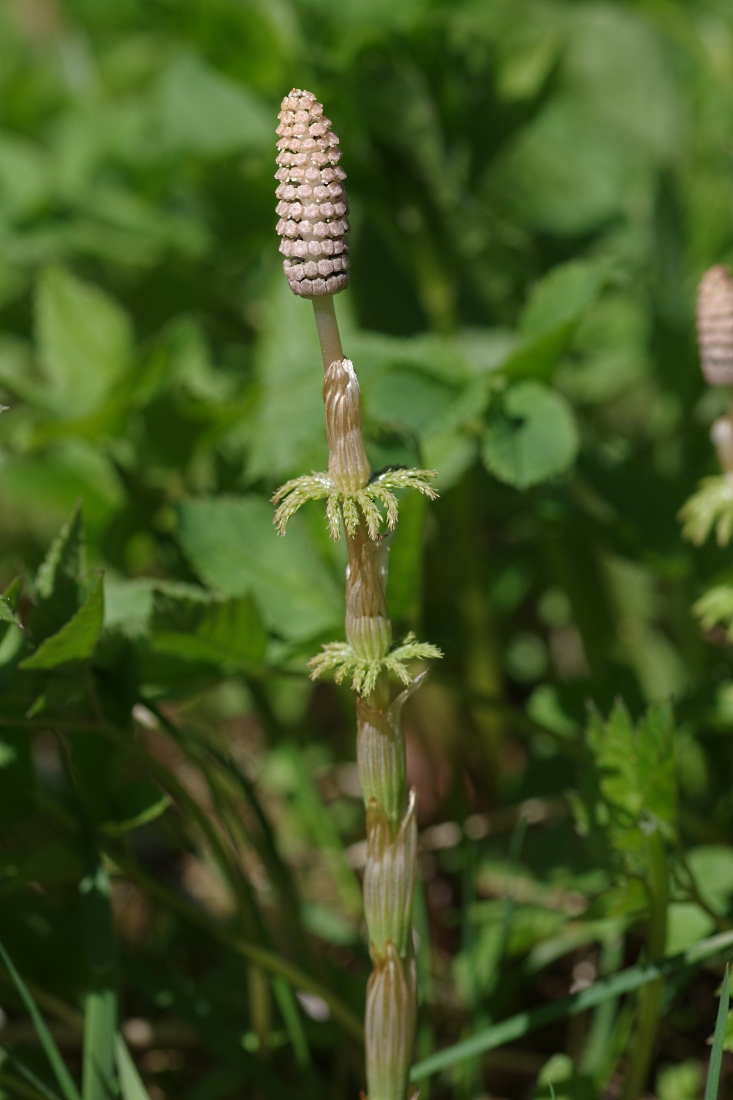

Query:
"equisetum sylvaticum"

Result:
[[271, 88, 442, 1100]]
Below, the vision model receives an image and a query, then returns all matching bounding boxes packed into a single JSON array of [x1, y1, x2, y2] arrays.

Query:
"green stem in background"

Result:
[[620, 827, 669, 1100], [441, 474, 505, 775]]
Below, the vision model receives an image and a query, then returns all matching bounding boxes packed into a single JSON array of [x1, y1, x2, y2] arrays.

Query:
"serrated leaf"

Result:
[[21, 574, 104, 670], [150, 589, 267, 665], [482, 380, 578, 488], [177, 496, 343, 642], [582, 701, 676, 860], [36, 266, 133, 418]]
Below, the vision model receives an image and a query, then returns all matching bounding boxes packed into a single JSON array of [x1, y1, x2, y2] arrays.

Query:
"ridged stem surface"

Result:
[[322, 308, 417, 1100]]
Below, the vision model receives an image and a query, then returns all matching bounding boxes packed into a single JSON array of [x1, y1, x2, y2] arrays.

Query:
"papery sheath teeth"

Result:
[[275, 88, 350, 297], [364, 791, 418, 958]]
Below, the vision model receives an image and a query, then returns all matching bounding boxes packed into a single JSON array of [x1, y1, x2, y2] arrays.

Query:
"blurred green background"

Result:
[[3, 0, 733, 1098]]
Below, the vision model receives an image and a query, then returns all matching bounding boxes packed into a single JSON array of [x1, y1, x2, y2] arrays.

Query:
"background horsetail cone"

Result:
[[697, 264, 733, 386], [276, 89, 350, 297]]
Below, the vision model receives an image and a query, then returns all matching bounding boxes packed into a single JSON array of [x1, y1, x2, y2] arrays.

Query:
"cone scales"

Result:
[[275, 89, 351, 297], [697, 265, 733, 386]]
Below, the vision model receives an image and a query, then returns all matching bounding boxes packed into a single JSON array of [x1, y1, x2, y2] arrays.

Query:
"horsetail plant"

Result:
[[680, 265, 733, 546], [272, 88, 441, 1100], [680, 265, 733, 638]]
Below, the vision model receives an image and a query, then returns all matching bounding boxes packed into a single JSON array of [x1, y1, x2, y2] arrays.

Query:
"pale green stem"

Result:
[[620, 828, 669, 1100], [312, 295, 344, 370]]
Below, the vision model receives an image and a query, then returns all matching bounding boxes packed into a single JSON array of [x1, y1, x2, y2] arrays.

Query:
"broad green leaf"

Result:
[[387, 492, 427, 626], [0, 443, 125, 540], [22, 574, 104, 670], [0, 132, 50, 219], [35, 266, 133, 418], [156, 53, 271, 156], [177, 496, 343, 642], [500, 262, 605, 382], [364, 368, 455, 435], [115, 1036, 152, 1100], [520, 262, 606, 341], [686, 847, 733, 916], [246, 277, 327, 481], [0, 939, 82, 1100], [482, 381, 578, 488], [150, 589, 267, 665]]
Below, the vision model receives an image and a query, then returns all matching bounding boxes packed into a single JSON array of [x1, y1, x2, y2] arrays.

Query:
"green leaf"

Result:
[[705, 965, 730, 1100], [150, 588, 267, 665], [0, 579, 21, 627], [35, 500, 85, 626], [271, 976, 310, 1068], [35, 266, 133, 418], [500, 262, 605, 382], [0, 577, 22, 651], [83, 986, 116, 1100], [115, 1036, 152, 1100], [22, 574, 104, 670], [246, 277, 327, 482], [156, 53, 271, 157], [0, 939, 82, 1100], [410, 929, 733, 1082], [576, 702, 676, 866], [482, 381, 578, 488], [177, 496, 343, 643], [386, 491, 427, 626]]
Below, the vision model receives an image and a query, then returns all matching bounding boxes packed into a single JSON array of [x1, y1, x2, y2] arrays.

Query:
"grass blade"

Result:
[[0, 1068, 57, 1100], [4, 1052, 63, 1100], [272, 975, 311, 1067], [80, 865, 116, 1100], [410, 929, 733, 1081], [0, 940, 82, 1100], [115, 1035, 152, 1100], [704, 964, 730, 1100]]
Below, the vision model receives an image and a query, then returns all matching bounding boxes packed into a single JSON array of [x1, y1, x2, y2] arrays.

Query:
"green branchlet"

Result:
[[273, 467, 437, 541], [308, 632, 442, 697], [679, 474, 733, 546], [693, 584, 733, 638]]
